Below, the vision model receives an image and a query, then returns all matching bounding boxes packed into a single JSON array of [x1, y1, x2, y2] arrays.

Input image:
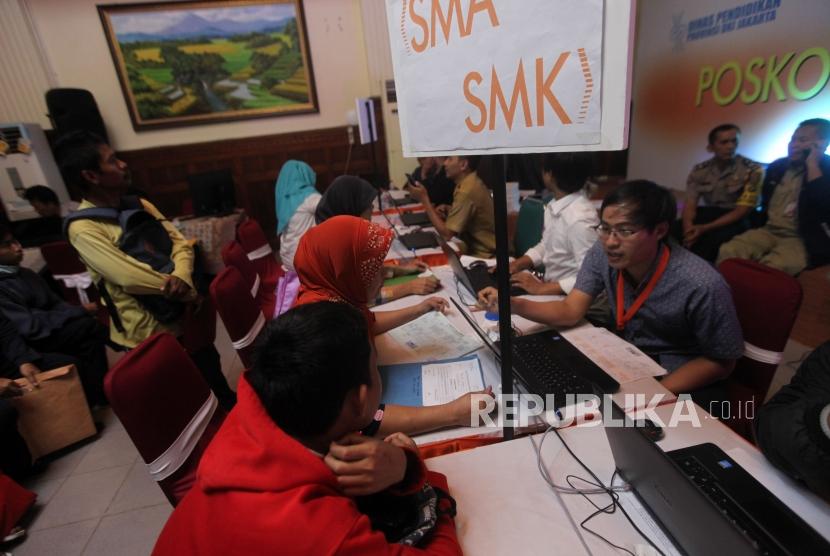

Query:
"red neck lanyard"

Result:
[[616, 246, 671, 332]]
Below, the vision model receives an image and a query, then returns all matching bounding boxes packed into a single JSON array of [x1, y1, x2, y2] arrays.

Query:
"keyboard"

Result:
[[466, 264, 527, 296], [399, 231, 438, 250], [400, 212, 430, 226], [673, 455, 775, 554], [506, 333, 595, 403]]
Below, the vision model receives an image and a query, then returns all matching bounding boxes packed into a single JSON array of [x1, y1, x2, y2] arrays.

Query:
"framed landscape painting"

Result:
[[99, 0, 318, 130]]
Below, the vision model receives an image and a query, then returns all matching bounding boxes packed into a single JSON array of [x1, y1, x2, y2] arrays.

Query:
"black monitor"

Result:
[[187, 169, 236, 217]]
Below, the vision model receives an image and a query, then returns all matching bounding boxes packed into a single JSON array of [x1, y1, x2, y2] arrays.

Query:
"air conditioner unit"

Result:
[[0, 123, 70, 222]]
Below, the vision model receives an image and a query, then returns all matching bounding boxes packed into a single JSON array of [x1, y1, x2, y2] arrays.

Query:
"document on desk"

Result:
[[387, 311, 482, 362], [560, 324, 667, 383], [421, 356, 484, 406], [378, 355, 484, 407]]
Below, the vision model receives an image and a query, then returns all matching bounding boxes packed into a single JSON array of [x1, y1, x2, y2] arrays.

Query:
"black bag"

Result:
[[355, 483, 457, 546], [63, 196, 186, 330]]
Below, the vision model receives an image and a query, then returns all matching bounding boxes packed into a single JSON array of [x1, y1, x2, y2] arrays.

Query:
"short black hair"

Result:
[[600, 180, 677, 232], [52, 130, 108, 191], [542, 152, 594, 194], [22, 185, 59, 206], [248, 301, 372, 438], [799, 118, 830, 141], [458, 155, 480, 172], [707, 123, 741, 145]]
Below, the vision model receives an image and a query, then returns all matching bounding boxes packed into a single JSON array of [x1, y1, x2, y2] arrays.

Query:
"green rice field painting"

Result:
[[99, 0, 317, 130]]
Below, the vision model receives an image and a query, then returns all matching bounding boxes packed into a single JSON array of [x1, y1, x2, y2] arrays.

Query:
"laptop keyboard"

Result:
[[510, 333, 592, 400], [674, 455, 776, 555]]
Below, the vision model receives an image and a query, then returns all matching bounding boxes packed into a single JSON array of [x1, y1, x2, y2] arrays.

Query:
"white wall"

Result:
[[23, 0, 373, 151], [628, 0, 830, 190]]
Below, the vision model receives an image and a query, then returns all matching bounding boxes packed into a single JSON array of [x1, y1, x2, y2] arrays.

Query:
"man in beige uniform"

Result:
[[682, 124, 763, 262], [407, 155, 496, 258], [718, 119, 830, 275], [54, 131, 235, 408]]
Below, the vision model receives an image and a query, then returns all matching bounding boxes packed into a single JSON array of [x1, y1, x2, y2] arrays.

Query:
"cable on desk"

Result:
[[529, 426, 667, 556]]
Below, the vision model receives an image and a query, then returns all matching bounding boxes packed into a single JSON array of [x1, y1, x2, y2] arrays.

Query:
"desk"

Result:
[[425, 400, 830, 555], [372, 264, 675, 446]]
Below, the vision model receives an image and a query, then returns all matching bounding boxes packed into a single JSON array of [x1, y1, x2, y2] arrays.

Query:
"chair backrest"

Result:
[[221, 240, 275, 317], [40, 240, 96, 305], [514, 197, 545, 257], [210, 267, 265, 369], [236, 219, 283, 285], [104, 333, 227, 505], [718, 258, 803, 440]]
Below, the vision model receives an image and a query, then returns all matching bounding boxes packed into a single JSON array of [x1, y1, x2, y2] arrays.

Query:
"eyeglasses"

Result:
[[592, 224, 642, 239]]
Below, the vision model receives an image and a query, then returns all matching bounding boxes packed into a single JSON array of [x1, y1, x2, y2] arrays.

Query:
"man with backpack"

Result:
[[54, 131, 235, 409]]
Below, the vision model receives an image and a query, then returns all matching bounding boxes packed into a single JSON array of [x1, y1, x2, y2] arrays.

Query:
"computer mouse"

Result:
[[640, 419, 664, 442]]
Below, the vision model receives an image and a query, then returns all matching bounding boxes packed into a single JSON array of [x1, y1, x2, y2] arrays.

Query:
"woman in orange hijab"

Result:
[[295, 215, 447, 335], [294, 215, 492, 436]]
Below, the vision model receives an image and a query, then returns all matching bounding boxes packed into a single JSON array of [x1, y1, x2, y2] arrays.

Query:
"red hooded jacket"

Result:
[[152, 375, 462, 555]]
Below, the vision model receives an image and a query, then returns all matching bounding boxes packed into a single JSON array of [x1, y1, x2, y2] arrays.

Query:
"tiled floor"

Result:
[[3, 318, 244, 556], [0, 325, 817, 555]]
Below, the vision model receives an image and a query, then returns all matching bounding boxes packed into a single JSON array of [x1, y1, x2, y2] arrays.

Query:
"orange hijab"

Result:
[[294, 215, 394, 325]]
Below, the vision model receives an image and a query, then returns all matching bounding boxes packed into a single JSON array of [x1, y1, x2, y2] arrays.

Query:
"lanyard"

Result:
[[616, 246, 671, 332]]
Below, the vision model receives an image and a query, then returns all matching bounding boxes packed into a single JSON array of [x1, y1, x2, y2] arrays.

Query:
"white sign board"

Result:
[[386, 0, 636, 156]]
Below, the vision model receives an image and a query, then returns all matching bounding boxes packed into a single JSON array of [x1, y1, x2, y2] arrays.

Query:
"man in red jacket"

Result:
[[153, 301, 463, 555]]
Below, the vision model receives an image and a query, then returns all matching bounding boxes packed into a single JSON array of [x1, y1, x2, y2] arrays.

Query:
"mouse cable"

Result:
[[530, 426, 667, 556]]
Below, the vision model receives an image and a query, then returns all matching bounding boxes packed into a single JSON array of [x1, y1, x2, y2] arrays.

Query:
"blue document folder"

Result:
[[378, 354, 482, 406]]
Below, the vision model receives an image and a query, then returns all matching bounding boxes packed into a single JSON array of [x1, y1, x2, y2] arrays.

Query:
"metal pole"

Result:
[[492, 154, 514, 441], [364, 99, 379, 187]]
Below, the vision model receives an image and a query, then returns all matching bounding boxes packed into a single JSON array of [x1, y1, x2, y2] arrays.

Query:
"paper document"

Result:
[[388, 311, 482, 362], [560, 325, 667, 383], [421, 356, 484, 406], [614, 490, 682, 556]]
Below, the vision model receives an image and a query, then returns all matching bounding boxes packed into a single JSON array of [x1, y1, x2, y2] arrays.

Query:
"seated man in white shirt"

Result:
[[507, 152, 599, 295]]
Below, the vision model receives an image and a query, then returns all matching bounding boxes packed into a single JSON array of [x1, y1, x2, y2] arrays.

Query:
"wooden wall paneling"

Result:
[[116, 98, 388, 240]]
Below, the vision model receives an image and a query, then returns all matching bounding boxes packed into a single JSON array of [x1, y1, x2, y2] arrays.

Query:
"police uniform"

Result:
[[683, 154, 763, 261]]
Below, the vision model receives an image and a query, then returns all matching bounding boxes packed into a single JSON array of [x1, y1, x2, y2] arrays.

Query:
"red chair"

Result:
[[104, 333, 227, 506], [210, 267, 265, 369], [718, 258, 803, 441], [236, 219, 283, 285], [39, 241, 97, 306], [221, 240, 275, 318]]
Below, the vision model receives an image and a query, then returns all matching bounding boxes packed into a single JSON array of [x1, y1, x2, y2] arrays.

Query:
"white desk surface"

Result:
[[372, 264, 675, 446], [426, 400, 830, 556]]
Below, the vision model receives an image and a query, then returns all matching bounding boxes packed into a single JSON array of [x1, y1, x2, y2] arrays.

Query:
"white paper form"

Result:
[[560, 324, 667, 383], [421, 357, 484, 406], [387, 311, 482, 362]]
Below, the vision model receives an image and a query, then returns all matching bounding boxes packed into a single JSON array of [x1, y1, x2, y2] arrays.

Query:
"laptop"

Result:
[[450, 297, 619, 407], [400, 211, 431, 227], [391, 194, 415, 206], [399, 230, 439, 250], [437, 235, 527, 297], [604, 399, 830, 555]]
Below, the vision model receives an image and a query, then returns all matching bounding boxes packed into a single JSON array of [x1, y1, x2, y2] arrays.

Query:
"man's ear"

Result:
[[705, 143, 714, 154], [654, 221, 670, 242], [344, 384, 372, 422], [80, 169, 99, 186]]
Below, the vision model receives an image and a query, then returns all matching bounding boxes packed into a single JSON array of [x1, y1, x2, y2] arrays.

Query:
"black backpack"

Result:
[[63, 196, 187, 331]]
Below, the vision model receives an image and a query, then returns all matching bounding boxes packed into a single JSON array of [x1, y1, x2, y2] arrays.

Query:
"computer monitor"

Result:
[[187, 169, 236, 217]]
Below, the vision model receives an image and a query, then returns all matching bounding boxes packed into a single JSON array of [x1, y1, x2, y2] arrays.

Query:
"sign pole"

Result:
[[493, 154, 514, 441]]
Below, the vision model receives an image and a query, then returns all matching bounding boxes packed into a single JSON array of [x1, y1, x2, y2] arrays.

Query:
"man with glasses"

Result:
[[479, 180, 743, 401]]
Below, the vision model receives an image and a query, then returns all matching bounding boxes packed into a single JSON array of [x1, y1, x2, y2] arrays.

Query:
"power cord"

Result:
[[530, 425, 667, 556]]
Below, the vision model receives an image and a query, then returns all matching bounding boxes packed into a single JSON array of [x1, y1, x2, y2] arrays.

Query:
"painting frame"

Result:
[[98, 0, 318, 131]]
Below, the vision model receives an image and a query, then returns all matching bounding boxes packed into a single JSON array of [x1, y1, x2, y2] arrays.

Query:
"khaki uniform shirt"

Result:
[[685, 154, 763, 209], [67, 199, 196, 348], [766, 167, 803, 235], [445, 172, 496, 258]]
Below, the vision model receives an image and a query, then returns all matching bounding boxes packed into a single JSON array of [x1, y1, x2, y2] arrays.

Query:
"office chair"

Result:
[[104, 333, 228, 505], [210, 267, 265, 369], [514, 197, 545, 257], [718, 258, 803, 442], [221, 240, 275, 317]]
